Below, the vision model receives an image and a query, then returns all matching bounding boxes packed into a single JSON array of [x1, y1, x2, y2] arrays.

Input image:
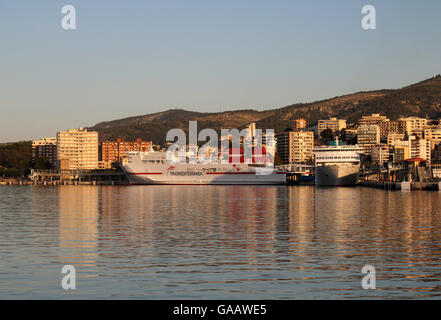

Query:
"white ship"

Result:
[[313, 139, 363, 186], [121, 150, 286, 185]]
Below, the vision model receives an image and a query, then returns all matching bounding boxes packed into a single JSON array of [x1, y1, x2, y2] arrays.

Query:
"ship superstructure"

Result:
[[313, 139, 363, 186]]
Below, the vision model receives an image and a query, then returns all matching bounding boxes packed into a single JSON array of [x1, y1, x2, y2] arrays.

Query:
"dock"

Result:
[[359, 162, 441, 191], [0, 169, 129, 186]]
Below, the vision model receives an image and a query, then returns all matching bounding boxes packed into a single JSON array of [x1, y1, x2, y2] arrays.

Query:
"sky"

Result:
[[0, 0, 440, 142]]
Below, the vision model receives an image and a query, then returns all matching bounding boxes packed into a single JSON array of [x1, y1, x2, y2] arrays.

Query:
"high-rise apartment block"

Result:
[[276, 131, 314, 164], [56, 128, 99, 170]]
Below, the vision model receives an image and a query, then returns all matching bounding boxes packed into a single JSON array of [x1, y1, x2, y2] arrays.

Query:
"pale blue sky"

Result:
[[1, 0, 440, 142]]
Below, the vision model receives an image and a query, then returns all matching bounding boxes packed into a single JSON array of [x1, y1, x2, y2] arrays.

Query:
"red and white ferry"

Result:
[[121, 149, 286, 185]]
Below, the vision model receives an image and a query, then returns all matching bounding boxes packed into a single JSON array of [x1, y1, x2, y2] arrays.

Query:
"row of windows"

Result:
[[142, 160, 165, 164]]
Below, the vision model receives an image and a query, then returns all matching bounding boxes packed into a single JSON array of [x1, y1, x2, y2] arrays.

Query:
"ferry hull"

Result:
[[315, 164, 360, 186], [125, 173, 286, 185]]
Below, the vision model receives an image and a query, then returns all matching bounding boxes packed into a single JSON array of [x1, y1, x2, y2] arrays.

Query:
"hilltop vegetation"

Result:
[[89, 75, 441, 145]]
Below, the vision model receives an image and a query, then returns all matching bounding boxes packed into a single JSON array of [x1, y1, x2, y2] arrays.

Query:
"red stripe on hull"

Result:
[[206, 172, 255, 175], [128, 172, 285, 175], [127, 173, 163, 175]]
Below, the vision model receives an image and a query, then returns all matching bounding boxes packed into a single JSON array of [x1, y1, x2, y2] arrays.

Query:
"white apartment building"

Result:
[[410, 137, 431, 162], [56, 128, 99, 170]]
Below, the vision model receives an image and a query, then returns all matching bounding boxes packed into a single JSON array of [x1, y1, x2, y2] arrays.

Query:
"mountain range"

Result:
[[89, 75, 441, 145]]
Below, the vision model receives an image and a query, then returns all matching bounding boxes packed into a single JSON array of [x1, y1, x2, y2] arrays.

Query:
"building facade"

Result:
[[56, 128, 99, 170], [357, 125, 381, 155], [392, 146, 409, 162], [371, 144, 390, 164], [399, 117, 428, 135], [32, 137, 57, 167], [292, 118, 307, 130], [410, 137, 431, 162], [424, 126, 441, 150], [387, 121, 400, 135], [276, 131, 314, 164], [101, 138, 152, 164], [318, 117, 346, 135], [359, 113, 391, 139], [387, 133, 405, 146]]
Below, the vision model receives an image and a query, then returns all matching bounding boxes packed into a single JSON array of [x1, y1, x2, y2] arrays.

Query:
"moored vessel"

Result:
[[313, 139, 363, 186], [121, 150, 286, 185]]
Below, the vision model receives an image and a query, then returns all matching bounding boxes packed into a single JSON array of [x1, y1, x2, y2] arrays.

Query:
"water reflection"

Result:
[[58, 186, 99, 274], [2, 185, 441, 298]]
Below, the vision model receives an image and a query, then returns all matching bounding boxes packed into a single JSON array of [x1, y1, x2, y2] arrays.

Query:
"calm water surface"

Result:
[[1, 185, 441, 299]]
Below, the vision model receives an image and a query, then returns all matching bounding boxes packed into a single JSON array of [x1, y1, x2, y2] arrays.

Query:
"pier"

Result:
[[359, 160, 441, 191], [0, 169, 129, 186]]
